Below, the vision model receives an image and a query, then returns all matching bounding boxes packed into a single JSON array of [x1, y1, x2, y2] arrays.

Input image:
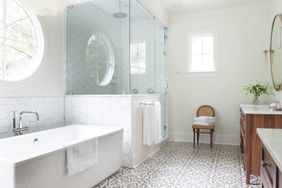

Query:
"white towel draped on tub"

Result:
[[66, 138, 98, 176], [141, 101, 162, 146]]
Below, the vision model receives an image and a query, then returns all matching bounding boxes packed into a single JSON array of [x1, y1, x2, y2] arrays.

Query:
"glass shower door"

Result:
[[130, 0, 168, 139], [130, 0, 155, 94], [155, 25, 168, 139]]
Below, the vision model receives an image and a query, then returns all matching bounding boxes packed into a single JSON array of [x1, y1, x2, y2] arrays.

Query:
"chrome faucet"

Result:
[[13, 111, 39, 135]]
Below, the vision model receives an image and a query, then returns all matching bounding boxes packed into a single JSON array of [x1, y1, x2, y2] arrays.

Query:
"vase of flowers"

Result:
[[243, 82, 270, 105]]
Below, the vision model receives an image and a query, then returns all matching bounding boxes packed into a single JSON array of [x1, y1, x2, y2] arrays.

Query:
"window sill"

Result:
[[184, 71, 220, 77]]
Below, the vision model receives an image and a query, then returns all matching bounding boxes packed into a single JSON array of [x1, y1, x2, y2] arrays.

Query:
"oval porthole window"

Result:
[[86, 33, 115, 86], [0, 0, 44, 81]]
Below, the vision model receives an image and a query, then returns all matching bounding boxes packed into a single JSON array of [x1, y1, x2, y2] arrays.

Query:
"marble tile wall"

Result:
[[0, 97, 64, 138], [64, 95, 133, 167]]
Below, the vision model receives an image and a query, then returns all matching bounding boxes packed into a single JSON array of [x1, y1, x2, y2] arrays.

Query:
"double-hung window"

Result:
[[130, 42, 146, 75], [187, 31, 218, 73]]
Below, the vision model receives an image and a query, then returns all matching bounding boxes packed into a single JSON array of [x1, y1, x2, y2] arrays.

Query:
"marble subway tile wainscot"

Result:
[[65, 95, 133, 167], [0, 97, 64, 138], [65, 94, 162, 168]]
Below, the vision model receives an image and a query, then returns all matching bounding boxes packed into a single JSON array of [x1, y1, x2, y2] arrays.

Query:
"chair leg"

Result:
[[197, 129, 200, 145], [210, 129, 214, 149], [193, 128, 195, 148]]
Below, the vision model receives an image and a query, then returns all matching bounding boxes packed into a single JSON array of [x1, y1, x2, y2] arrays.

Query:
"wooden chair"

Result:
[[192, 105, 215, 149]]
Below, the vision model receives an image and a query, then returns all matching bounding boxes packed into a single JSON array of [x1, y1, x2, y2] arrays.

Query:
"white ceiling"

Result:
[[69, 0, 152, 21], [152, 0, 269, 15]]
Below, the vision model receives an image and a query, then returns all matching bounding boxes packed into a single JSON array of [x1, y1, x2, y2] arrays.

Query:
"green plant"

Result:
[[243, 82, 270, 104]]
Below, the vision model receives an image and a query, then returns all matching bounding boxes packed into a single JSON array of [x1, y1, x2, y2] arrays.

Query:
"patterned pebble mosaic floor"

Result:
[[95, 142, 260, 188]]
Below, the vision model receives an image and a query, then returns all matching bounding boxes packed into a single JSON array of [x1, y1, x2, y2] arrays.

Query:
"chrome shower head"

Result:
[[113, 12, 127, 19], [113, 0, 127, 19]]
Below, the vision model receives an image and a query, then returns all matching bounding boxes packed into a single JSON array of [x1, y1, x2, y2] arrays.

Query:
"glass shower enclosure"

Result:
[[65, 0, 168, 138], [66, 0, 130, 94]]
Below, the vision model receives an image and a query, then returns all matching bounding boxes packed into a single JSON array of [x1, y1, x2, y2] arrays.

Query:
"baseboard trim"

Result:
[[168, 132, 240, 146], [132, 138, 168, 168], [133, 147, 160, 168]]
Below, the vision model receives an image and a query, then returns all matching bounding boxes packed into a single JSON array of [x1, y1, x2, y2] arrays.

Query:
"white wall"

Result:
[[138, 0, 168, 27], [167, 5, 272, 145], [0, 13, 64, 97], [270, 0, 282, 15]]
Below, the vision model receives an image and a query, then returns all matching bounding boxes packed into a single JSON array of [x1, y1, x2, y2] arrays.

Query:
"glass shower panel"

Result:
[[66, 0, 129, 95], [155, 23, 168, 139], [0, 1, 4, 79], [130, 1, 155, 94]]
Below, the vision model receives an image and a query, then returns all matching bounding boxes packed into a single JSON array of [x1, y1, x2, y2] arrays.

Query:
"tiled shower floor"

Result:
[[95, 142, 260, 188]]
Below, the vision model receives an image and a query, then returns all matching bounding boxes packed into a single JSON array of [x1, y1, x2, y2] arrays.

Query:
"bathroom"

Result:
[[0, 0, 282, 187]]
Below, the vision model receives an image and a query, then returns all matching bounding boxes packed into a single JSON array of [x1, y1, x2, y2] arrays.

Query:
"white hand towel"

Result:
[[141, 104, 154, 146], [141, 101, 162, 146], [153, 101, 162, 144], [66, 138, 98, 176]]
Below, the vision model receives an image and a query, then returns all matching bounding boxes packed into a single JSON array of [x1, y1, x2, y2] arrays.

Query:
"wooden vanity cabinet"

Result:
[[260, 144, 282, 188], [240, 109, 282, 184]]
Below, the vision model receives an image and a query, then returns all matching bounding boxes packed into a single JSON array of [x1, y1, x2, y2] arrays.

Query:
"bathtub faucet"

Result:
[[13, 111, 40, 135]]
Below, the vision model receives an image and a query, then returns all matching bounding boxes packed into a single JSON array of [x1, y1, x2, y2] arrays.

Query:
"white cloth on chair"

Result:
[[194, 116, 215, 126]]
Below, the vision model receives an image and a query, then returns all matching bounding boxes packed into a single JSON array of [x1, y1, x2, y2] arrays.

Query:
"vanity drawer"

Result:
[[261, 148, 276, 188]]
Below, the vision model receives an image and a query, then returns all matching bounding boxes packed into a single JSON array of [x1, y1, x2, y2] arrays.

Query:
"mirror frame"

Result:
[[269, 14, 282, 91]]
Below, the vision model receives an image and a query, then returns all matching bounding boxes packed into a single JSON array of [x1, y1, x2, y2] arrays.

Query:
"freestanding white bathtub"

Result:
[[0, 125, 123, 188]]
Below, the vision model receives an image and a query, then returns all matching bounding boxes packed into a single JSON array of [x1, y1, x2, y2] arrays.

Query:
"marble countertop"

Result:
[[257, 128, 282, 172], [240, 104, 282, 115]]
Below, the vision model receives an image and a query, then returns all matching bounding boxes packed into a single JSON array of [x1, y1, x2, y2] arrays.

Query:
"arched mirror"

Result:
[[269, 14, 282, 91], [86, 33, 115, 86]]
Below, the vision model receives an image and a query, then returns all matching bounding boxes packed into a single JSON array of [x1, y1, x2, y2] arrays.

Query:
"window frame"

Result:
[[186, 29, 219, 74], [0, 0, 45, 82], [130, 41, 146, 75]]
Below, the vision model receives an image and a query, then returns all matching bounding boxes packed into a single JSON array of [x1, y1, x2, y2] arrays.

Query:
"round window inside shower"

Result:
[[86, 33, 115, 86]]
